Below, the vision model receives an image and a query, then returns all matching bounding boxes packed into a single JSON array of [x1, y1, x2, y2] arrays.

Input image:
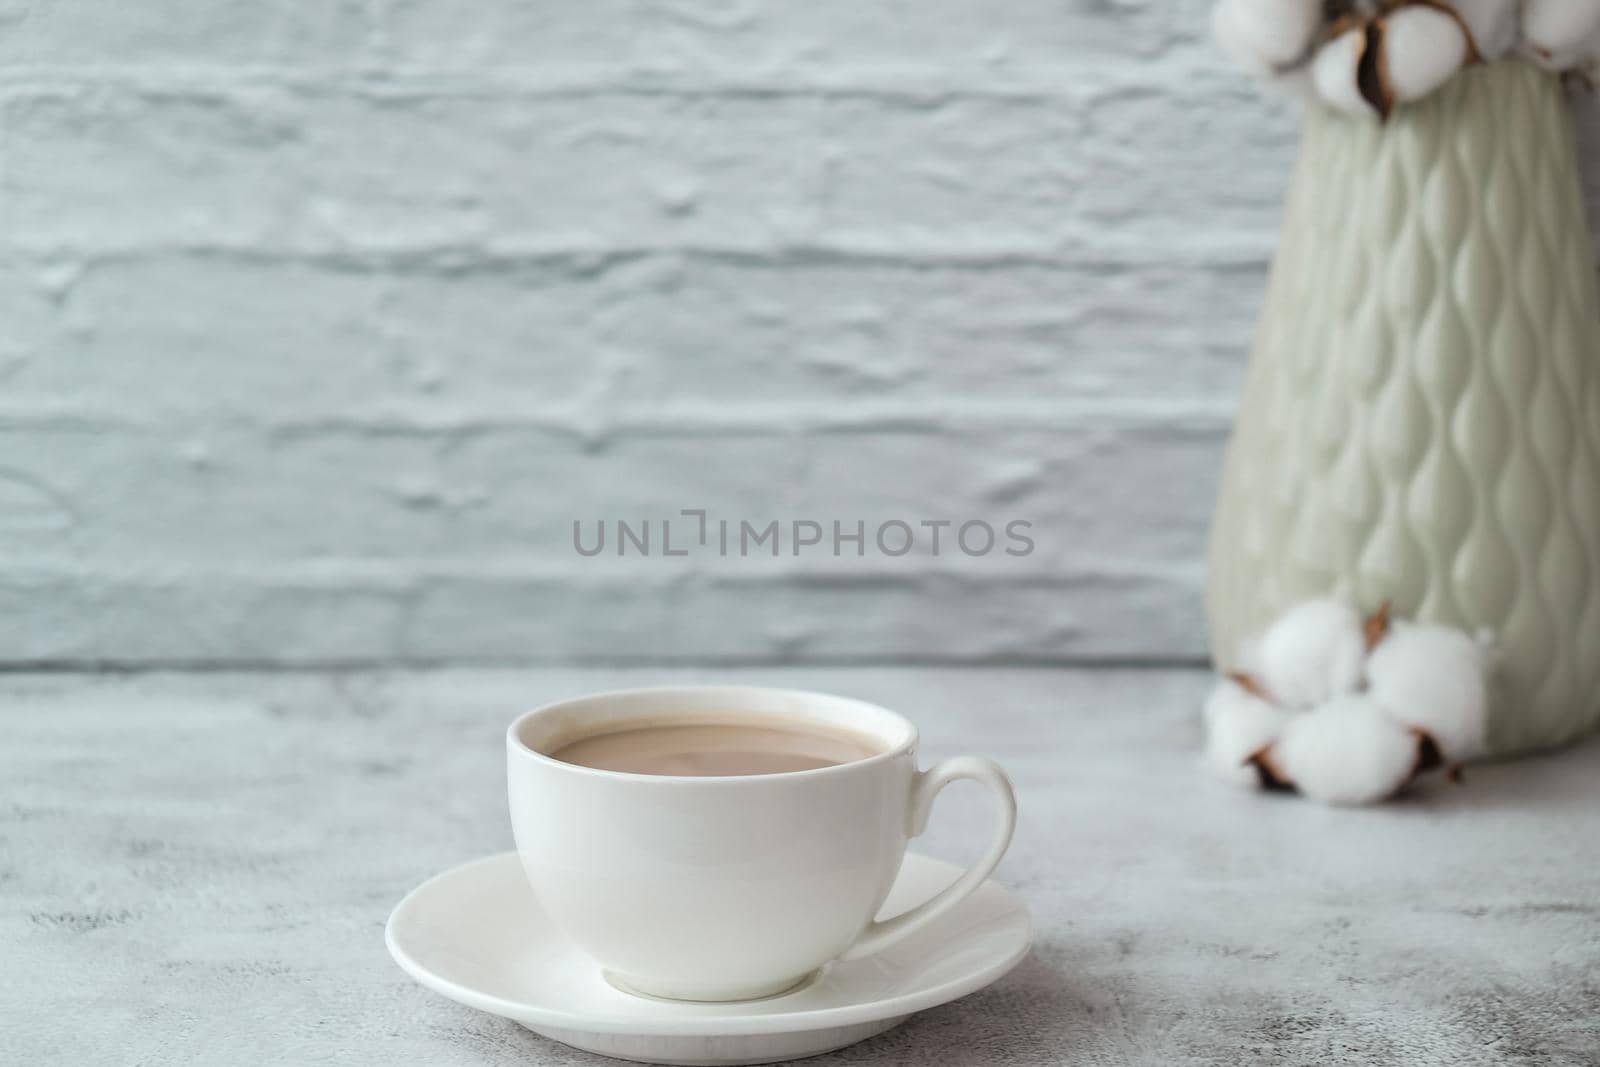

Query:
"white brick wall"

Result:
[[3, 0, 1597, 666]]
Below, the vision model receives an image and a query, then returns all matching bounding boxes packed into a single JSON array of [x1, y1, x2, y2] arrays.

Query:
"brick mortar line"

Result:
[[0, 655, 1213, 674], [0, 399, 1239, 434], [0, 560, 1205, 581], [0, 61, 1232, 103], [0, 240, 1278, 273]]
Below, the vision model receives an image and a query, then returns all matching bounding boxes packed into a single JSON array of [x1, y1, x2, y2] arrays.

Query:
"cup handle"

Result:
[[839, 755, 1017, 961]]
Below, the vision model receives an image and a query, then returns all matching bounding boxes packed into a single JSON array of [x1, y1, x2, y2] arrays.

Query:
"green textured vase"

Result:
[[1207, 60, 1600, 757]]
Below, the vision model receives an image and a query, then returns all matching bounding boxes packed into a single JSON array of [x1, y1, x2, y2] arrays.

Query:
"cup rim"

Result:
[[505, 684, 918, 784]]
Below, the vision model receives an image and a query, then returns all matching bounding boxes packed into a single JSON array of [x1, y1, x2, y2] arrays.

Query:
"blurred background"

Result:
[[4, 0, 1598, 669]]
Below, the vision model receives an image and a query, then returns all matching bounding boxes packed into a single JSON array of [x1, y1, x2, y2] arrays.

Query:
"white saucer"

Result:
[[386, 851, 1032, 1065]]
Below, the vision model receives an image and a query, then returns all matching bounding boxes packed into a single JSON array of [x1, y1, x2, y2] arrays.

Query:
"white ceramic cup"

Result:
[[506, 685, 1017, 1003]]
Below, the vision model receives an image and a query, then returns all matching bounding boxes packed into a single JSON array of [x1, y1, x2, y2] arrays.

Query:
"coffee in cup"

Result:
[[545, 714, 885, 777]]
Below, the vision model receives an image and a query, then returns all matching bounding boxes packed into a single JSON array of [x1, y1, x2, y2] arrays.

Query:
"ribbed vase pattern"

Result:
[[1207, 61, 1600, 756]]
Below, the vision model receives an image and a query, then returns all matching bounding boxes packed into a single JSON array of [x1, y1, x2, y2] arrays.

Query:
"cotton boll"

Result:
[[1366, 621, 1490, 762], [1521, 0, 1600, 68], [1213, 0, 1323, 71], [1249, 598, 1368, 709], [1212, 0, 1316, 78], [1311, 29, 1374, 116], [1448, 0, 1521, 60], [1202, 678, 1294, 789], [1234, 632, 1266, 678], [1272, 694, 1421, 805], [1383, 6, 1469, 103], [1213, 0, 1274, 77], [1523, 0, 1600, 46]]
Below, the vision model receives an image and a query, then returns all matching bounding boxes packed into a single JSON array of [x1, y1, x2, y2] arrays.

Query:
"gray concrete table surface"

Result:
[[3, 667, 1597, 1065]]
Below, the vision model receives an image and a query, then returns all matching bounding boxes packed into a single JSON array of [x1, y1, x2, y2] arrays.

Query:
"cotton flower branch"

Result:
[[1202, 598, 1492, 805], [1215, 0, 1600, 118]]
